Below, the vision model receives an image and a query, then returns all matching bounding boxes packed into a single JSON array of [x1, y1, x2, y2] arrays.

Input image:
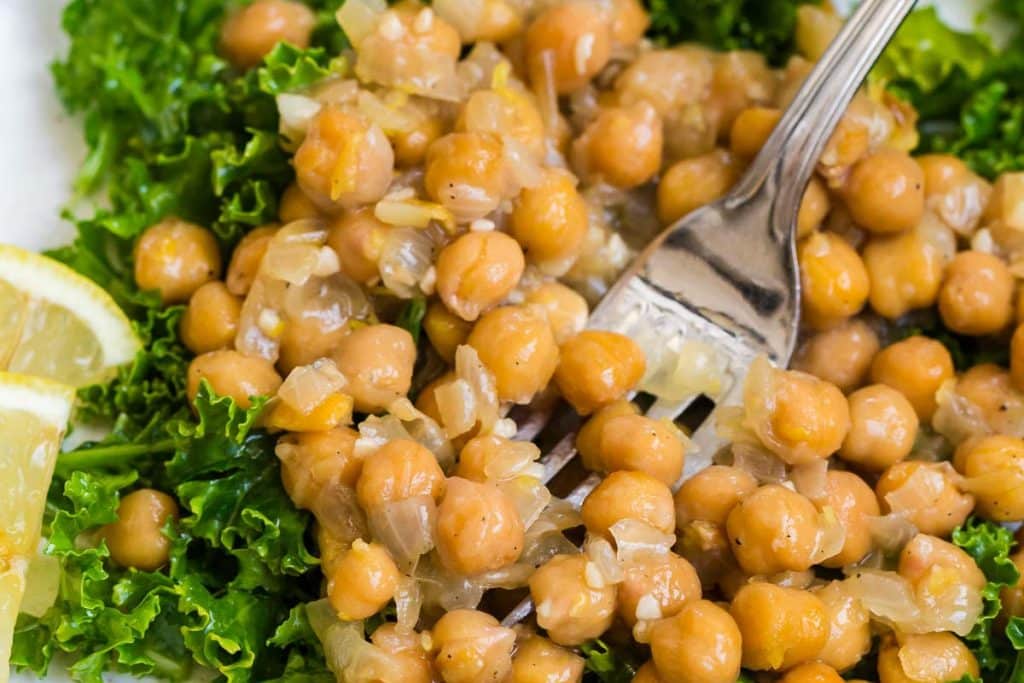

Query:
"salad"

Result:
[[3, 0, 1024, 682]]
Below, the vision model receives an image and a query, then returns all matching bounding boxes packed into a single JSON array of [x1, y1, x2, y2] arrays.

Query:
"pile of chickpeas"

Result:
[[103, 0, 1024, 681]]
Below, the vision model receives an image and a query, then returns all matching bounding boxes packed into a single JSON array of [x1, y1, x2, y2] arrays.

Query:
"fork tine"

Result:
[[643, 393, 700, 422], [683, 380, 745, 478]]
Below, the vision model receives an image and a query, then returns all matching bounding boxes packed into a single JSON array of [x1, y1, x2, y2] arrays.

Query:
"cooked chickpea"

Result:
[[609, 0, 649, 46], [326, 539, 400, 621], [434, 0, 523, 43], [392, 110, 445, 168], [617, 552, 701, 627], [795, 5, 842, 60], [792, 318, 879, 392], [814, 580, 871, 672], [220, 0, 316, 69], [1002, 549, 1024, 619], [707, 51, 775, 134], [862, 220, 951, 319], [432, 609, 516, 683], [918, 154, 992, 235], [954, 363, 1024, 433], [745, 364, 850, 465], [958, 434, 1024, 521], [1014, 324, 1024, 391], [657, 149, 740, 225], [726, 484, 823, 575], [730, 582, 828, 671], [938, 250, 1014, 335], [839, 384, 919, 472], [898, 533, 986, 623], [631, 662, 662, 683], [675, 465, 757, 529], [277, 314, 349, 374], [435, 476, 525, 575], [508, 635, 584, 683], [467, 305, 559, 404], [730, 106, 781, 160], [781, 663, 844, 683], [524, 2, 612, 95], [798, 231, 870, 329], [325, 208, 388, 285], [523, 282, 588, 344], [529, 554, 617, 646], [510, 169, 588, 267], [614, 47, 713, 117], [424, 132, 508, 223], [876, 461, 974, 536], [842, 150, 924, 234], [134, 218, 222, 304], [278, 183, 320, 224], [821, 470, 880, 568], [435, 231, 526, 322], [797, 177, 831, 238], [877, 633, 979, 683], [277, 426, 361, 510], [575, 102, 663, 189], [102, 489, 179, 571], [187, 350, 282, 409], [369, 623, 435, 683], [870, 335, 954, 421], [424, 300, 472, 364], [179, 281, 242, 354], [592, 414, 685, 485], [226, 225, 276, 296], [355, 438, 445, 509], [576, 400, 639, 471], [330, 324, 415, 413], [555, 331, 645, 415], [458, 83, 546, 159], [648, 600, 741, 683], [581, 471, 675, 538], [293, 106, 394, 213]]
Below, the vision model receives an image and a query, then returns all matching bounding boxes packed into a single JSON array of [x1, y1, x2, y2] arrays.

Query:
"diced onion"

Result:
[[277, 93, 322, 148], [584, 536, 624, 585], [379, 227, 436, 299], [435, 378, 477, 438], [867, 513, 918, 554], [843, 570, 921, 630], [812, 505, 846, 564], [336, 0, 387, 47], [454, 345, 500, 434], [394, 576, 422, 633], [791, 459, 828, 502], [498, 477, 551, 529], [730, 442, 788, 484], [278, 359, 347, 413], [609, 519, 675, 563], [366, 496, 437, 573]]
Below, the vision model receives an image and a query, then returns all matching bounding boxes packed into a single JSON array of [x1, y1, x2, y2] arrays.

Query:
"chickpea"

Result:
[[510, 169, 588, 267], [820, 470, 880, 568], [657, 149, 739, 225], [326, 539, 399, 621], [744, 363, 850, 465], [435, 231, 525, 322], [814, 581, 871, 672], [226, 225, 276, 296], [617, 552, 701, 627], [391, 112, 445, 169], [524, 2, 612, 95], [726, 484, 823, 575], [780, 663, 844, 683], [870, 335, 954, 421], [797, 177, 831, 238], [958, 434, 1024, 521], [277, 314, 349, 374], [529, 554, 617, 646], [862, 219, 952, 320], [730, 582, 828, 671], [581, 470, 675, 539], [325, 209, 388, 285], [938, 250, 1014, 335], [555, 331, 645, 416], [134, 218, 222, 304], [593, 414, 685, 485], [675, 465, 757, 529], [356, 438, 445, 509], [730, 107, 781, 161], [795, 5, 842, 60], [918, 154, 992, 235], [424, 300, 472, 364], [508, 635, 584, 683], [293, 106, 394, 213], [575, 102, 663, 189], [876, 461, 974, 536], [707, 51, 775, 134], [331, 324, 415, 413], [631, 662, 663, 683], [466, 305, 559, 404], [102, 489, 179, 571], [792, 318, 878, 392], [798, 231, 870, 329], [220, 0, 316, 69], [458, 84, 546, 160], [1001, 549, 1024, 619], [435, 476, 525, 575], [1014, 324, 1024, 392], [432, 609, 516, 683], [614, 47, 713, 117], [609, 0, 648, 46], [877, 634, 979, 683], [179, 281, 242, 354], [277, 426, 361, 509], [523, 282, 588, 345], [842, 150, 924, 234], [984, 172, 1024, 252], [369, 623, 435, 683], [278, 183, 320, 224], [839, 384, 919, 472], [955, 363, 1024, 432], [898, 534, 986, 624], [433, 0, 523, 43], [187, 350, 282, 409], [576, 400, 639, 471], [424, 132, 508, 223], [648, 600, 741, 683]]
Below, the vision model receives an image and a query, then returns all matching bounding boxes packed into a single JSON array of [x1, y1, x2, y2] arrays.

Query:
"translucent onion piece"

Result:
[[530, 497, 583, 533], [414, 556, 486, 611], [843, 570, 922, 630], [366, 496, 437, 573], [278, 359, 348, 413], [435, 378, 477, 438], [475, 563, 535, 589], [454, 345, 500, 434], [335, 0, 387, 47], [792, 459, 829, 502], [503, 137, 545, 191], [730, 442, 788, 484], [308, 600, 414, 682], [355, 415, 414, 458], [277, 93, 322, 148], [483, 439, 542, 481], [915, 568, 984, 636], [932, 379, 991, 446], [812, 505, 846, 564], [498, 477, 552, 530], [519, 529, 578, 570], [456, 42, 510, 93], [610, 519, 675, 563], [261, 222, 329, 286], [394, 576, 422, 633], [584, 535, 624, 585], [313, 484, 369, 548], [379, 227, 435, 299], [883, 463, 953, 514], [282, 273, 371, 330], [388, 398, 456, 470], [235, 277, 287, 361], [867, 513, 918, 554], [356, 90, 419, 135], [641, 339, 726, 402]]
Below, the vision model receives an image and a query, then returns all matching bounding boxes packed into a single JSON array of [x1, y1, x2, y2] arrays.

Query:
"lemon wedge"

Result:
[[0, 244, 139, 386], [0, 372, 74, 681]]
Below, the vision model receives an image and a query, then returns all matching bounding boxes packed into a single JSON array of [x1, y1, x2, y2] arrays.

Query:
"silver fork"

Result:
[[501, 0, 918, 627]]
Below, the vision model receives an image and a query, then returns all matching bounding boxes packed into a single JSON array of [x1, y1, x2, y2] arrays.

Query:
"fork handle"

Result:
[[730, 0, 918, 227]]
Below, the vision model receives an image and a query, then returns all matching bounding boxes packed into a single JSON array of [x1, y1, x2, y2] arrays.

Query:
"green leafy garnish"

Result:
[[581, 639, 639, 683], [396, 297, 428, 345]]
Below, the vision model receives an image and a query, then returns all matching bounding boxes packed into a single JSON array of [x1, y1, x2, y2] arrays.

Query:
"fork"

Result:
[[501, 0, 918, 626]]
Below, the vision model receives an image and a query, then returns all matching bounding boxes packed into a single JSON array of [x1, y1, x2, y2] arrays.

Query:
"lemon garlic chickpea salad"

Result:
[[24, 0, 1024, 682]]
